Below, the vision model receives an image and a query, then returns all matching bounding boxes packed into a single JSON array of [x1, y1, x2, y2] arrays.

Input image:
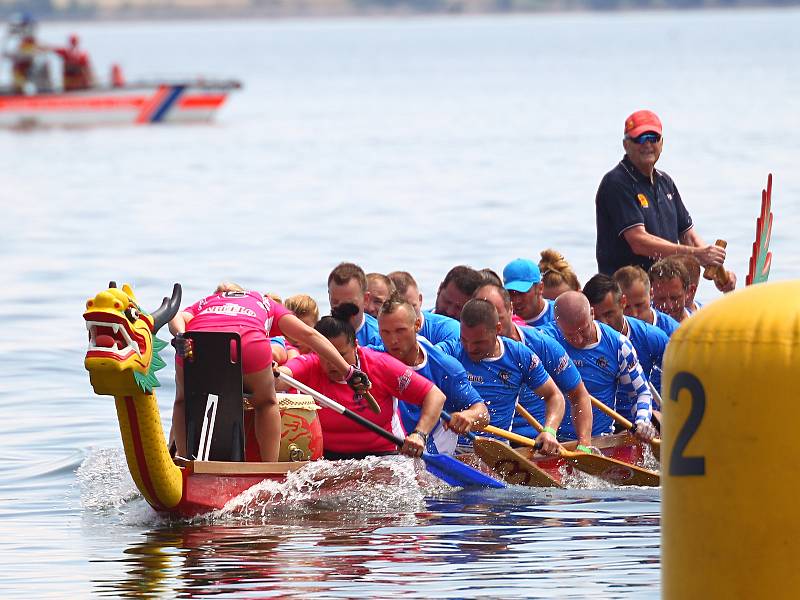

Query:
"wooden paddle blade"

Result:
[[422, 452, 506, 489], [650, 439, 661, 461], [559, 450, 660, 487], [473, 438, 564, 488]]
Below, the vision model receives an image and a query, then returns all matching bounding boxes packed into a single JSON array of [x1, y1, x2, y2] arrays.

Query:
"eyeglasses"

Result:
[[627, 132, 662, 144]]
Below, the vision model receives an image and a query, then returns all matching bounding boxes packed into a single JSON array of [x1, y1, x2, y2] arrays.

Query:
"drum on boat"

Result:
[[244, 393, 323, 462]]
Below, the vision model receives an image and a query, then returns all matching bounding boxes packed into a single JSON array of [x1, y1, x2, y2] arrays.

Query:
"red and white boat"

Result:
[[0, 79, 240, 128]]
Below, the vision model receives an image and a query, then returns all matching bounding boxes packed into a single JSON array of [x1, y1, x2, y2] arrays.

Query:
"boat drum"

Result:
[[243, 394, 323, 462], [662, 280, 800, 599]]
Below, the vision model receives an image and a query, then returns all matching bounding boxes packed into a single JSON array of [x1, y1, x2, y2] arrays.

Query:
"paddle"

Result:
[[514, 403, 660, 487], [276, 372, 506, 489], [588, 395, 661, 460], [441, 409, 541, 449]]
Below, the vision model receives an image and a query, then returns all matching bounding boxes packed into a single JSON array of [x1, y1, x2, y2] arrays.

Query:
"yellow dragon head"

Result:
[[84, 282, 181, 397]]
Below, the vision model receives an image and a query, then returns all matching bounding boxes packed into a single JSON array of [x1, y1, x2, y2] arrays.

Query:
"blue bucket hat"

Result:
[[503, 258, 541, 293]]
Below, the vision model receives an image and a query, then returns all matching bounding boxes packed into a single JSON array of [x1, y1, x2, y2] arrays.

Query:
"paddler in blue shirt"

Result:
[[432, 265, 485, 321], [436, 299, 564, 455], [502, 258, 555, 327], [583, 274, 669, 415], [613, 265, 680, 338], [539, 291, 658, 442], [376, 294, 488, 455], [388, 270, 460, 344], [649, 257, 693, 324], [365, 272, 395, 318], [473, 282, 594, 452], [674, 254, 704, 315], [327, 262, 382, 348]]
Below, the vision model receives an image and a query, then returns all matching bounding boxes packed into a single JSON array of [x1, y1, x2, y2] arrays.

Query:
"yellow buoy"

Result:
[[662, 280, 800, 599]]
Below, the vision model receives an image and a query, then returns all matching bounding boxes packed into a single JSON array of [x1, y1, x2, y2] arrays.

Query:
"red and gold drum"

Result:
[[244, 393, 323, 462]]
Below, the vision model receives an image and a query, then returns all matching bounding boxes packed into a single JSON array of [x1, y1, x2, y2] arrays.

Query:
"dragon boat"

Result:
[[0, 79, 240, 128], [83, 281, 662, 514], [83, 282, 322, 517]]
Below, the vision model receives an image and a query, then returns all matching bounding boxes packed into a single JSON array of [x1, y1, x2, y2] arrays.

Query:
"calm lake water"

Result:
[[1, 8, 797, 597]]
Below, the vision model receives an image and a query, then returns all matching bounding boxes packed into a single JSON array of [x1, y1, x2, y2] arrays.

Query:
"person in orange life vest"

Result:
[[52, 34, 93, 91]]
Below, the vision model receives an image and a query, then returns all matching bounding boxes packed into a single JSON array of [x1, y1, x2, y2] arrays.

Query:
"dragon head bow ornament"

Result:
[[84, 282, 181, 396]]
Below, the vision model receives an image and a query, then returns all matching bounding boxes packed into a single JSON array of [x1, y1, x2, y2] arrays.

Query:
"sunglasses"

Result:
[[627, 132, 662, 144]]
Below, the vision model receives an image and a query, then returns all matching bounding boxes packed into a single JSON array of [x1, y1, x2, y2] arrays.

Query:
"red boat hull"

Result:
[[170, 460, 307, 518]]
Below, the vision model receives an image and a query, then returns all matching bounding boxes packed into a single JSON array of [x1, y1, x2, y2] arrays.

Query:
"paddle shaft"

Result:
[[589, 394, 661, 452], [278, 374, 507, 489], [515, 402, 660, 485], [362, 390, 381, 414], [441, 410, 541, 448], [514, 403, 606, 459], [590, 395, 633, 429], [440, 410, 475, 440]]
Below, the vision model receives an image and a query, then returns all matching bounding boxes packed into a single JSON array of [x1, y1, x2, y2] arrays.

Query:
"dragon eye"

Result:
[[125, 306, 140, 322]]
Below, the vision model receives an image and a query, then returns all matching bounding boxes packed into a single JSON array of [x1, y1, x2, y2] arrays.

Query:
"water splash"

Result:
[[558, 462, 615, 490], [200, 456, 444, 523], [640, 443, 661, 471], [76, 447, 141, 511]]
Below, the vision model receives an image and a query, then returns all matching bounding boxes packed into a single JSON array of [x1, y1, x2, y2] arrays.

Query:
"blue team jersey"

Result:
[[540, 321, 652, 438], [420, 310, 460, 344], [651, 308, 679, 338], [356, 312, 383, 348], [615, 316, 669, 416], [437, 336, 550, 435], [686, 300, 703, 315], [392, 336, 484, 454], [513, 324, 582, 439], [525, 299, 556, 327]]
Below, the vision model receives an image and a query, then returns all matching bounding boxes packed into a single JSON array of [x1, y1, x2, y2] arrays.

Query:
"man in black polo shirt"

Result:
[[595, 110, 735, 292]]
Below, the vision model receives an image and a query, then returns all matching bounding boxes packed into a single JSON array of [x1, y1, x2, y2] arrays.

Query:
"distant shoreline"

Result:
[[5, 1, 800, 24]]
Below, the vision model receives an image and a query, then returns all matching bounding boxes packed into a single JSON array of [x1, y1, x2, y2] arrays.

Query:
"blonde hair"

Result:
[[265, 292, 283, 304], [673, 254, 701, 285], [613, 265, 650, 293], [214, 281, 244, 293], [284, 294, 320, 325], [539, 249, 581, 291]]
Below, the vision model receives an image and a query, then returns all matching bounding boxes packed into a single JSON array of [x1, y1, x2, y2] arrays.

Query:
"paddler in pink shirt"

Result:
[[277, 311, 446, 460], [169, 282, 371, 462]]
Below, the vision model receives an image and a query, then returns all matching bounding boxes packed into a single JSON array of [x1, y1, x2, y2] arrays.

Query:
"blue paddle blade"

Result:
[[421, 452, 506, 489]]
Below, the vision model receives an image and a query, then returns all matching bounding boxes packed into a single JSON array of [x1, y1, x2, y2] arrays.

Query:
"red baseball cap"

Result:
[[624, 110, 662, 138]]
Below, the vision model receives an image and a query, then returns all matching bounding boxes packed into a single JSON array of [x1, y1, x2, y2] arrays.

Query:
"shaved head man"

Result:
[[539, 291, 657, 441]]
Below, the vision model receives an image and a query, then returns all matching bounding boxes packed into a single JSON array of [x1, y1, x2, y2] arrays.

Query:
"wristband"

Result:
[[576, 444, 591, 453], [542, 426, 557, 437], [411, 430, 429, 444]]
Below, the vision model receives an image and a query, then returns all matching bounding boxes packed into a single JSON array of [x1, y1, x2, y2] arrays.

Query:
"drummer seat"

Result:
[[183, 331, 245, 462]]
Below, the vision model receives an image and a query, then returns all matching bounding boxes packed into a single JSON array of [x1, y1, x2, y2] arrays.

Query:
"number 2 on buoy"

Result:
[[669, 372, 706, 476]]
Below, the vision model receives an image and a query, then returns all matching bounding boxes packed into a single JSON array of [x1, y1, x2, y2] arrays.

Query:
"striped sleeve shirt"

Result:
[[615, 333, 653, 425]]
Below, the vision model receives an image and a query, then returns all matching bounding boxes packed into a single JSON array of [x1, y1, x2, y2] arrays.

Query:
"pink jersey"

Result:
[[285, 346, 434, 454], [184, 290, 291, 335], [511, 313, 526, 326]]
